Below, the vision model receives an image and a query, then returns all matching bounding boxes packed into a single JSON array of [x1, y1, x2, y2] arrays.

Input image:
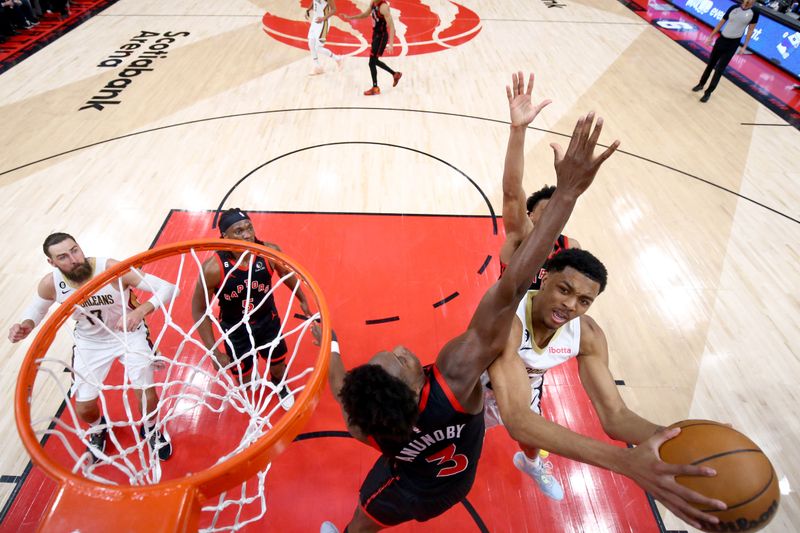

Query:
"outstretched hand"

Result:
[[551, 112, 619, 198], [621, 427, 727, 529], [506, 71, 551, 128]]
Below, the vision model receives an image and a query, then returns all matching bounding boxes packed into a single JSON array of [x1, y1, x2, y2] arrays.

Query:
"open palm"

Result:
[[507, 72, 551, 128]]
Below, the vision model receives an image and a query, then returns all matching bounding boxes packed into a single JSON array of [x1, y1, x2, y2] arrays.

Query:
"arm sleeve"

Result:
[[20, 294, 55, 327], [136, 273, 179, 310], [750, 11, 759, 24]]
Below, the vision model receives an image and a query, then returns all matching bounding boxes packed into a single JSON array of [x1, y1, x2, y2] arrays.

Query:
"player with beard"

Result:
[[191, 208, 313, 411], [9, 233, 178, 462]]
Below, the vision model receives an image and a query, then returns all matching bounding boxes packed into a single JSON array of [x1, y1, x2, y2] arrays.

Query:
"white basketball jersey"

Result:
[[310, 0, 329, 19], [53, 257, 141, 344], [481, 291, 581, 414]]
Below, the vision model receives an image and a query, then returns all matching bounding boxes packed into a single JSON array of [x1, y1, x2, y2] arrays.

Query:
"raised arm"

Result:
[[437, 112, 620, 406], [577, 315, 660, 444], [499, 72, 551, 265], [8, 275, 56, 343]]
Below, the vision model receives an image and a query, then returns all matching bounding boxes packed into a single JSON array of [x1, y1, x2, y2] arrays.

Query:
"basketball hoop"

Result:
[[15, 239, 331, 532]]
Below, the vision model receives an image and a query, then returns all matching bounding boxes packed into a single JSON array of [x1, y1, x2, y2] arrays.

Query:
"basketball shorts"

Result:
[[307, 20, 329, 43], [482, 375, 544, 430], [371, 30, 389, 57], [71, 328, 154, 402], [222, 319, 289, 375], [359, 456, 474, 527]]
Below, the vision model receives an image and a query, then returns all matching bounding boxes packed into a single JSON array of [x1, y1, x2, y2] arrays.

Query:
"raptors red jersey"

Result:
[[214, 247, 278, 327], [371, 0, 388, 32], [371, 365, 484, 493]]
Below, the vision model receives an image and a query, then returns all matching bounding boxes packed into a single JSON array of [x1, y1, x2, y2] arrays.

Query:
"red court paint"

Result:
[[2, 211, 659, 532], [262, 0, 482, 57]]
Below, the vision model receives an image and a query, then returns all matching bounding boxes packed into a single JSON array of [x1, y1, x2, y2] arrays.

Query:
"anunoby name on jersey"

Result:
[[80, 31, 190, 112]]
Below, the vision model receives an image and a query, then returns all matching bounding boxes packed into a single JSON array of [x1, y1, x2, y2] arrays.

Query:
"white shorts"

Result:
[[70, 330, 154, 402], [483, 382, 542, 430], [308, 21, 327, 42]]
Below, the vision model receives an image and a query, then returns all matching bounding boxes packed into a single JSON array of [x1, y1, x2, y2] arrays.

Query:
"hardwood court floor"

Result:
[[0, 0, 798, 531]]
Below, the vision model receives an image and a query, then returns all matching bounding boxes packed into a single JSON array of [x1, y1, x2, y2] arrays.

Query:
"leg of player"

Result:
[[513, 444, 564, 501], [320, 504, 384, 533], [269, 359, 295, 410], [309, 35, 324, 75], [75, 398, 107, 462], [133, 387, 172, 461]]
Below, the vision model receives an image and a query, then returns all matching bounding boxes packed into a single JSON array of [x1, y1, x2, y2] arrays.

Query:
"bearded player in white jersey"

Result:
[[484, 73, 726, 530], [9, 232, 178, 463], [306, 0, 343, 75]]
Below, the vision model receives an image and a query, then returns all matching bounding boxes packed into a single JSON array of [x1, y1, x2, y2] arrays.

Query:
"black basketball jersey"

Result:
[[214, 249, 279, 327], [500, 234, 571, 290], [373, 365, 485, 492], [371, 0, 388, 33]]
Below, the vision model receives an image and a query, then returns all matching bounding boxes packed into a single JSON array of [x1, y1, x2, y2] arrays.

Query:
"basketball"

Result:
[[659, 420, 780, 532]]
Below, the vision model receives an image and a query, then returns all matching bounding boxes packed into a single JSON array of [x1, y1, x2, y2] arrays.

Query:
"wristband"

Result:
[[330, 341, 340, 354]]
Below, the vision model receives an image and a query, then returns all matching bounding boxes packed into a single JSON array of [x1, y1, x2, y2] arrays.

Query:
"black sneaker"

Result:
[[86, 418, 108, 463], [700, 93, 711, 103], [140, 425, 172, 461], [692, 83, 704, 92]]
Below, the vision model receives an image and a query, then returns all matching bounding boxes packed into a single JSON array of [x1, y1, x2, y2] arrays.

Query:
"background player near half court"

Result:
[[306, 0, 343, 75], [342, 0, 402, 95]]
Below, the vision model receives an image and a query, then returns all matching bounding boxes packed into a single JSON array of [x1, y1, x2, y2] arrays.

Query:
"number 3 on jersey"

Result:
[[425, 443, 468, 477]]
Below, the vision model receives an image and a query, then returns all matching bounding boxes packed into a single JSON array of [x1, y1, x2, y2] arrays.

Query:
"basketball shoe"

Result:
[[86, 417, 108, 463], [513, 451, 564, 501], [334, 55, 344, 70], [140, 424, 173, 461], [310, 64, 324, 76], [278, 384, 295, 411], [392, 71, 403, 87], [364, 86, 380, 96], [320, 521, 339, 533]]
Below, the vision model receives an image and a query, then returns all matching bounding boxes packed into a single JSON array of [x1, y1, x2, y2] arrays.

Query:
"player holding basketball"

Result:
[[8, 233, 177, 462], [191, 208, 313, 411], [342, 0, 401, 95], [483, 73, 727, 528], [319, 109, 622, 532], [306, 0, 343, 75]]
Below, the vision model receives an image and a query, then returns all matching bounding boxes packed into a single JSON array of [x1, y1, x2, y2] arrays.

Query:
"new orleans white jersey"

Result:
[[483, 290, 581, 427], [309, 0, 330, 20], [53, 257, 144, 344]]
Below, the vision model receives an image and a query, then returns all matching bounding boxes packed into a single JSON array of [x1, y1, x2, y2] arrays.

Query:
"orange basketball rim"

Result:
[[14, 239, 332, 532]]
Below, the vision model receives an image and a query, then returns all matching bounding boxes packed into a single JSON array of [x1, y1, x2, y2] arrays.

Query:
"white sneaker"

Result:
[[320, 521, 339, 533], [334, 55, 344, 70], [513, 451, 564, 501], [309, 65, 324, 76], [278, 385, 295, 411]]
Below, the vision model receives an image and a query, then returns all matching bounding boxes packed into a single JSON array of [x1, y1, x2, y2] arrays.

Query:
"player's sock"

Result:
[[513, 451, 564, 501]]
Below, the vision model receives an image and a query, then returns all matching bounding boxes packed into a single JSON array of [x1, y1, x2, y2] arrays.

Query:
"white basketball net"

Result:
[[24, 244, 323, 531]]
